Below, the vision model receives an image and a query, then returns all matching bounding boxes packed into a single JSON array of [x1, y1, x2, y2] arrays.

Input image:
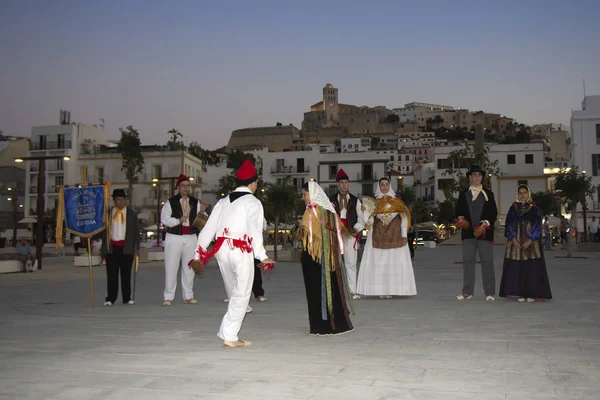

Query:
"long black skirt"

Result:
[[499, 256, 553, 300], [301, 251, 353, 335]]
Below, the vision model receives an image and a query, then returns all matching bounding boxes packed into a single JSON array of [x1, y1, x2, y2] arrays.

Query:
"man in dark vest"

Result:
[[102, 189, 140, 306], [455, 165, 498, 302], [161, 174, 207, 307], [329, 168, 365, 299]]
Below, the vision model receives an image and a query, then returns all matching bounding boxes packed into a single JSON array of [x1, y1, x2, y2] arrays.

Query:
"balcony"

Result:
[[30, 141, 72, 150], [355, 172, 378, 181], [270, 166, 310, 175]]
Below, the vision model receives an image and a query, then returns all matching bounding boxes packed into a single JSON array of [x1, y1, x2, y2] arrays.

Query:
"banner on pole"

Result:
[[56, 183, 111, 247]]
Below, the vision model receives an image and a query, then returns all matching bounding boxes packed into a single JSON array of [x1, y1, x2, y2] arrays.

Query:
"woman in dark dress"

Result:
[[499, 184, 552, 302], [297, 181, 354, 336]]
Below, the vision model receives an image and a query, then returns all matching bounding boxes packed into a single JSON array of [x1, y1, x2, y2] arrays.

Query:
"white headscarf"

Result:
[[308, 181, 337, 215], [374, 178, 396, 199]]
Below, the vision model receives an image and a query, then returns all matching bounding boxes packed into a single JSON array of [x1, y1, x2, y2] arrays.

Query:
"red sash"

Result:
[[189, 235, 253, 266], [111, 240, 125, 247]]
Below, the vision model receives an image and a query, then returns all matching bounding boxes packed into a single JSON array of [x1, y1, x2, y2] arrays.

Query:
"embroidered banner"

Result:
[[63, 185, 106, 238]]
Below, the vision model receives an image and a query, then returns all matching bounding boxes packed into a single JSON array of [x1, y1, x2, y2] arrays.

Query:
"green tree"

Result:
[[187, 141, 203, 160], [262, 177, 298, 261], [215, 172, 237, 199], [435, 199, 456, 224], [410, 201, 430, 224], [370, 137, 381, 149], [227, 151, 255, 170], [531, 191, 560, 217], [166, 128, 184, 151], [553, 167, 596, 257], [442, 141, 504, 200], [396, 185, 416, 207], [117, 125, 145, 201]]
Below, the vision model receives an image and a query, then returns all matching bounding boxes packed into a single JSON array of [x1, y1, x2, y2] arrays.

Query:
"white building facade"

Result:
[[319, 151, 389, 197], [25, 118, 108, 216], [571, 95, 600, 211]]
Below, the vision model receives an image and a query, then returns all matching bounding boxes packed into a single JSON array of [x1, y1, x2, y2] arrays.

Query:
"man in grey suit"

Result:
[[102, 189, 140, 306], [455, 165, 498, 302]]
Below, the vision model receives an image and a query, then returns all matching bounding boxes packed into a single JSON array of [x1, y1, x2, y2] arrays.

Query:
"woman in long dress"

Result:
[[356, 177, 417, 298], [499, 184, 552, 302], [297, 181, 354, 336]]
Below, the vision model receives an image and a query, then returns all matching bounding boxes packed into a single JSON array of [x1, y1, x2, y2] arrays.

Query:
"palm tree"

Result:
[[117, 125, 145, 202], [167, 129, 184, 151], [262, 177, 299, 260]]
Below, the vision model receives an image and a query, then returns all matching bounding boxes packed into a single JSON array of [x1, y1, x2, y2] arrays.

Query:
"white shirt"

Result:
[[111, 207, 127, 241], [195, 187, 268, 262], [338, 193, 365, 233], [590, 221, 599, 234], [72, 236, 81, 244], [161, 196, 202, 228], [92, 239, 102, 253]]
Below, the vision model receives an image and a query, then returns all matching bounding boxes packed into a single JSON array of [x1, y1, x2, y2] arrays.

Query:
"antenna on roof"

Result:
[[583, 78, 586, 97]]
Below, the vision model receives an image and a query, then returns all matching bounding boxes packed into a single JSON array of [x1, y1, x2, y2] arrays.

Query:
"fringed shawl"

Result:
[[297, 204, 355, 322]]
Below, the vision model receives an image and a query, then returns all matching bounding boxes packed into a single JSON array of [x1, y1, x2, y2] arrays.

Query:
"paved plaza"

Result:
[[1, 245, 599, 400]]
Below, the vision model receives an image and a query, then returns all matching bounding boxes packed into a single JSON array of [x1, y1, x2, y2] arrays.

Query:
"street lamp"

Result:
[[14, 155, 70, 270]]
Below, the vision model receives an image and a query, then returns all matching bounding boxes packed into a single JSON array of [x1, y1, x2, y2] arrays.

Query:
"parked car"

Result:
[[414, 230, 438, 246]]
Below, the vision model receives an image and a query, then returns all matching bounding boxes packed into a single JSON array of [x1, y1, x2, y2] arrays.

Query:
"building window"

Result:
[[596, 124, 600, 145], [152, 165, 162, 179], [507, 154, 516, 164], [437, 159, 451, 169], [518, 180, 528, 186], [405, 155, 410, 161], [362, 183, 373, 196], [96, 167, 104, 184], [592, 154, 600, 176], [390, 156, 394, 161], [57, 134, 65, 149], [525, 154, 534, 164], [329, 165, 338, 180], [55, 176, 64, 187]]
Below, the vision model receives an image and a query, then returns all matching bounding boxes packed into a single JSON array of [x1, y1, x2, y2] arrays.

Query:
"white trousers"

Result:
[[216, 246, 254, 342], [343, 235, 359, 293], [163, 233, 197, 301]]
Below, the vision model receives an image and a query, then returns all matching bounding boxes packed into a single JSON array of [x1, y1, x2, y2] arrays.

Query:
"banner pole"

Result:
[[132, 255, 137, 302], [87, 238, 94, 307]]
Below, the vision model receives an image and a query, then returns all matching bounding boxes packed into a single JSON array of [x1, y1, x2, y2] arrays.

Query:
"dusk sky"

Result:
[[1, 0, 599, 149]]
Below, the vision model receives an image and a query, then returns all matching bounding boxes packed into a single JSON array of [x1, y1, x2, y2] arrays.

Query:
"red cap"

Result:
[[235, 159, 257, 181], [174, 174, 189, 190], [336, 168, 349, 182]]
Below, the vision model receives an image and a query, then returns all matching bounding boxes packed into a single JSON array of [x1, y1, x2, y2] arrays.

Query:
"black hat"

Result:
[[112, 188, 127, 198], [466, 165, 485, 177]]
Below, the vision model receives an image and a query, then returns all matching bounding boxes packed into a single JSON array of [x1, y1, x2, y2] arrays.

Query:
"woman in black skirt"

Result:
[[297, 181, 354, 336], [499, 184, 552, 302]]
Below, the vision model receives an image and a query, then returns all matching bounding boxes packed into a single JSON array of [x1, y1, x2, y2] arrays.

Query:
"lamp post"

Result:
[[15, 155, 70, 270]]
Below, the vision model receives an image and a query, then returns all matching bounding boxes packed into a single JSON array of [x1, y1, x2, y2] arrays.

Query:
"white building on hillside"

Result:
[[319, 151, 389, 197], [252, 145, 320, 191]]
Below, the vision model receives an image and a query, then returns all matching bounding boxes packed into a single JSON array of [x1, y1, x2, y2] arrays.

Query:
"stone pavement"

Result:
[[1, 246, 599, 400]]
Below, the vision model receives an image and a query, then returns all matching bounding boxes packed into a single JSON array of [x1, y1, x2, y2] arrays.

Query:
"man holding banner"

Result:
[[102, 189, 140, 306], [161, 174, 207, 307]]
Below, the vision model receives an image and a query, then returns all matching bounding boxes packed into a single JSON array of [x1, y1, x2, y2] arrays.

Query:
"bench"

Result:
[[0, 260, 22, 274], [73, 256, 103, 267]]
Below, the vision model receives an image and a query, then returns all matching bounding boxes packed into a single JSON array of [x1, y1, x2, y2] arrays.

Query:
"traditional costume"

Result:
[[101, 189, 140, 306], [455, 165, 498, 300], [499, 185, 552, 302], [356, 178, 417, 297], [161, 174, 203, 305], [193, 159, 269, 346], [329, 169, 365, 297], [298, 181, 354, 335]]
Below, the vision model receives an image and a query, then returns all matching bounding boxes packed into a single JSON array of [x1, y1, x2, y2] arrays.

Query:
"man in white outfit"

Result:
[[329, 168, 365, 299], [161, 174, 207, 306], [191, 159, 274, 348]]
